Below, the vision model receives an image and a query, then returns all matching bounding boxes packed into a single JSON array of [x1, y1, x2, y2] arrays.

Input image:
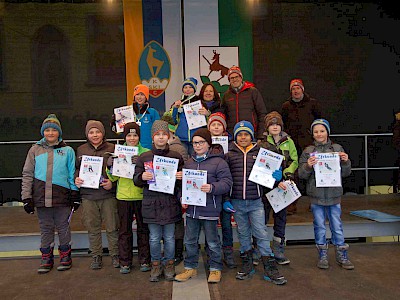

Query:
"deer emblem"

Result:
[[146, 46, 164, 78], [202, 50, 229, 81]]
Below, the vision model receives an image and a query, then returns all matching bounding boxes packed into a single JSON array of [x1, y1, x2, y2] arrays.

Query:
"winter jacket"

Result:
[[169, 135, 189, 162], [21, 138, 79, 207], [106, 142, 150, 201], [281, 93, 322, 150], [133, 145, 184, 225], [75, 140, 115, 201], [183, 145, 233, 220], [298, 139, 351, 206], [222, 81, 267, 139], [226, 142, 263, 200], [260, 132, 299, 180], [133, 103, 160, 149]]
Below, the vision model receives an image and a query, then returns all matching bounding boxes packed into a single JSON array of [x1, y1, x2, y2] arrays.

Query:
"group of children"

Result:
[[21, 77, 354, 285]]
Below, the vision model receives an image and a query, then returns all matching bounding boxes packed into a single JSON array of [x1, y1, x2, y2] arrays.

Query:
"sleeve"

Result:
[[133, 154, 147, 188], [281, 102, 289, 125], [171, 106, 179, 124], [283, 140, 299, 179], [75, 146, 82, 178], [210, 159, 233, 196], [298, 149, 314, 180], [67, 147, 79, 191], [337, 144, 352, 178], [21, 146, 35, 201], [153, 109, 161, 122], [106, 167, 119, 182], [253, 88, 267, 139]]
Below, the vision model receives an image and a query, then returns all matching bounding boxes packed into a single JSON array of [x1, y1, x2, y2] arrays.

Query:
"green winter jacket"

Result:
[[106, 143, 150, 201]]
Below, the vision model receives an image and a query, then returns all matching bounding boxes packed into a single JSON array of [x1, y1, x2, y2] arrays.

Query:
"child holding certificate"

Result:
[[21, 114, 80, 274], [75, 120, 119, 270], [175, 129, 233, 284], [224, 121, 287, 285], [298, 119, 354, 270], [106, 122, 151, 274], [133, 120, 184, 282], [259, 111, 298, 265]]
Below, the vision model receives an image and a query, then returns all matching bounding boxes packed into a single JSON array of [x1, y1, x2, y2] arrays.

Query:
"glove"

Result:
[[223, 201, 236, 213], [272, 169, 283, 182], [131, 155, 139, 165], [70, 191, 81, 212], [22, 198, 35, 214]]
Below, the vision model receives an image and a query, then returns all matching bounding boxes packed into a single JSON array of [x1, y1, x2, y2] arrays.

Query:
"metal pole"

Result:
[[365, 135, 369, 195]]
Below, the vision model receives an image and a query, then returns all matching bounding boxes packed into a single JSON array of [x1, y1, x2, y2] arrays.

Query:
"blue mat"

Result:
[[350, 210, 400, 222]]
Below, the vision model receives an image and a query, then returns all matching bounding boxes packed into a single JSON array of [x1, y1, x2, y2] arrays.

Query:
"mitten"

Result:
[[22, 198, 35, 214], [223, 201, 236, 213], [272, 169, 283, 182]]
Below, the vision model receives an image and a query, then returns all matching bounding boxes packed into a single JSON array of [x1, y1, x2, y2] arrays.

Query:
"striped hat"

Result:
[[207, 112, 227, 132], [234, 120, 255, 141], [40, 114, 62, 137], [311, 119, 331, 135], [290, 79, 304, 91], [182, 77, 198, 92]]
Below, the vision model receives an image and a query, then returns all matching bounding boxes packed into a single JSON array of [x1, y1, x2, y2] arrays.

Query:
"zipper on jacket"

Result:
[[236, 93, 239, 123], [213, 195, 216, 208], [243, 151, 247, 199]]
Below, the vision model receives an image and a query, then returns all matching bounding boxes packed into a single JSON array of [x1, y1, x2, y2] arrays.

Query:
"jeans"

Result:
[[148, 223, 175, 262], [231, 198, 272, 256], [220, 210, 233, 247], [184, 217, 222, 271], [311, 203, 345, 246]]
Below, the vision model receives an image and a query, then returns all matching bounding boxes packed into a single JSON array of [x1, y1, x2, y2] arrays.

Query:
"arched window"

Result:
[[32, 25, 70, 108]]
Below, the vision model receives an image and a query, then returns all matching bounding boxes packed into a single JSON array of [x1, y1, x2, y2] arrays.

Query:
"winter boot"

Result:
[[316, 244, 329, 269], [90, 255, 103, 270], [335, 244, 354, 270], [272, 237, 290, 265], [222, 246, 237, 269], [236, 250, 255, 280], [149, 261, 163, 282], [56, 245, 72, 271], [262, 256, 287, 285], [164, 259, 176, 281], [252, 247, 261, 266], [38, 246, 54, 274], [175, 268, 197, 282]]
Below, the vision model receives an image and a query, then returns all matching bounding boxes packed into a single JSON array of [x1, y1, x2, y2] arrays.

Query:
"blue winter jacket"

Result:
[[134, 103, 160, 149]]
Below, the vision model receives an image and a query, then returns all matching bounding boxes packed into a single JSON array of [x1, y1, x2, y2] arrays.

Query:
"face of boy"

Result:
[[209, 122, 224, 136], [291, 85, 304, 100], [312, 124, 328, 144], [153, 131, 169, 148], [135, 92, 147, 105], [192, 136, 209, 156], [44, 128, 59, 144], [236, 131, 252, 148], [88, 128, 104, 147], [268, 124, 281, 136], [126, 133, 139, 147], [183, 85, 195, 96]]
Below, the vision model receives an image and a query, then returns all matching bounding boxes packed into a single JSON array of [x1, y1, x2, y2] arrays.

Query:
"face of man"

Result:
[[229, 73, 243, 89], [291, 85, 304, 100]]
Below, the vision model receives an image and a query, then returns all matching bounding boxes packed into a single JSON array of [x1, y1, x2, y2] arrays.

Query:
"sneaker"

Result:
[[208, 270, 222, 283], [111, 255, 120, 268], [174, 268, 197, 282], [140, 263, 151, 272], [120, 265, 131, 274], [90, 255, 103, 270]]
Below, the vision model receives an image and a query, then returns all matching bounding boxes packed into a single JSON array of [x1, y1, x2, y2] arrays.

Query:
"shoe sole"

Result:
[[235, 269, 255, 280], [336, 262, 354, 270], [276, 260, 290, 265], [175, 274, 197, 282], [264, 275, 287, 285], [37, 268, 52, 274], [57, 265, 72, 271]]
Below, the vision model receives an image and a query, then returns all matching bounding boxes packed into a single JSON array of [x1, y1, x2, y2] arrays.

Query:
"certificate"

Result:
[[111, 145, 138, 179], [266, 180, 302, 213], [149, 155, 179, 195], [114, 105, 136, 133], [79, 155, 104, 189], [183, 100, 207, 130], [212, 136, 228, 154], [182, 169, 207, 207], [314, 152, 341, 187], [249, 148, 284, 189]]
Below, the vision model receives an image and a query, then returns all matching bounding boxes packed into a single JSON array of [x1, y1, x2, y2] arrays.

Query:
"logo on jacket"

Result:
[[56, 149, 65, 156]]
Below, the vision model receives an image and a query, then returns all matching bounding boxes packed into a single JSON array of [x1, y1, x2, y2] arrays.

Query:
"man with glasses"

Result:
[[222, 66, 267, 142]]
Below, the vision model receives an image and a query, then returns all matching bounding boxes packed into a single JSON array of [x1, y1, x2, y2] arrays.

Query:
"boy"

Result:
[[224, 121, 287, 285]]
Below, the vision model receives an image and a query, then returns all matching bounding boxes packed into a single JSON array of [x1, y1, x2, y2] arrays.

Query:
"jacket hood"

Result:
[[230, 81, 255, 94]]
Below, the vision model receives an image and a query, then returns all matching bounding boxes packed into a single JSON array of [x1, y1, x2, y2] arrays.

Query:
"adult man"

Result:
[[222, 66, 267, 141]]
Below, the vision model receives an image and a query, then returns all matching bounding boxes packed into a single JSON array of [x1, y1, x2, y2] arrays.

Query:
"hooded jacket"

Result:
[[133, 102, 160, 149]]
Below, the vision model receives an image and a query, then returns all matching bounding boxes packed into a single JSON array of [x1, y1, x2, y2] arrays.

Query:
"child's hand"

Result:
[[200, 184, 212, 193], [75, 177, 84, 187], [176, 171, 183, 180], [198, 107, 209, 116], [173, 100, 182, 108], [338, 152, 349, 162], [182, 204, 188, 209], [278, 182, 287, 190], [142, 171, 153, 181], [307, 155, 318, 167], [100, 179, 112, 190]]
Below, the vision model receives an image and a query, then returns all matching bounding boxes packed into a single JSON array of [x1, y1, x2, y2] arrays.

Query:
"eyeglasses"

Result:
[[229, 75, 241, 81], [192, 140, 207, 146]]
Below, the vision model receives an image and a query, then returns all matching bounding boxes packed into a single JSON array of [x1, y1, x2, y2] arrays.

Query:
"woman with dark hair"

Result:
[[198, 83, 226, 116]]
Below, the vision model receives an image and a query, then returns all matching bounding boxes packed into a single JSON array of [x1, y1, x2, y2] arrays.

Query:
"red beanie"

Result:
[[290, 79, 304, 91]]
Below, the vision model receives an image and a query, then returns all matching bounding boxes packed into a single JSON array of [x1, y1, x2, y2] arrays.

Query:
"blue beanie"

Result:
[[40, 114, 62, 138], [311, 119, 331, 135], [234, 120, 255, 141], [182, 77, 198, 92]]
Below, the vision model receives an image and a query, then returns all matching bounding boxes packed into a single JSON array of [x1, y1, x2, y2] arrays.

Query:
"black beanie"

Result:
[[192, 128, 212, 146], [123, 122, 141, 140]]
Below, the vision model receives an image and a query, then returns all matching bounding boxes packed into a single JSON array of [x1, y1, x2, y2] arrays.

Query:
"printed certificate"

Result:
[[314, 152, 342, 187], [149, 155, 179, 195], [212, 136, 228, 154], [79, 155, 103, 189], [183, 100, 207, 130], [112, 145, 139, 179], [249, 147, 284, 189], [114, 105, 136, 133], [266, 180, 302, 213], [182, 169, 207, 207]]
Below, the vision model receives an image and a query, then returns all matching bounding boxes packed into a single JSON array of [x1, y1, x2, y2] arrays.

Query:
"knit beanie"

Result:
[[311, 119, 331, 135], [182, 77, 198, 93], [123, 122, 141, 140], [290, 79, 304, 91], [133, 84, 149, 101], [192, 128, 212, 146], [264, 111, 284, 130], [40, 114, 62, 137], [228, 66, 243, 79], [207, 112, 227, 132], [151, 120, 170, 139], [234, 120, 255, 141], [85, 120, 106, 138]]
